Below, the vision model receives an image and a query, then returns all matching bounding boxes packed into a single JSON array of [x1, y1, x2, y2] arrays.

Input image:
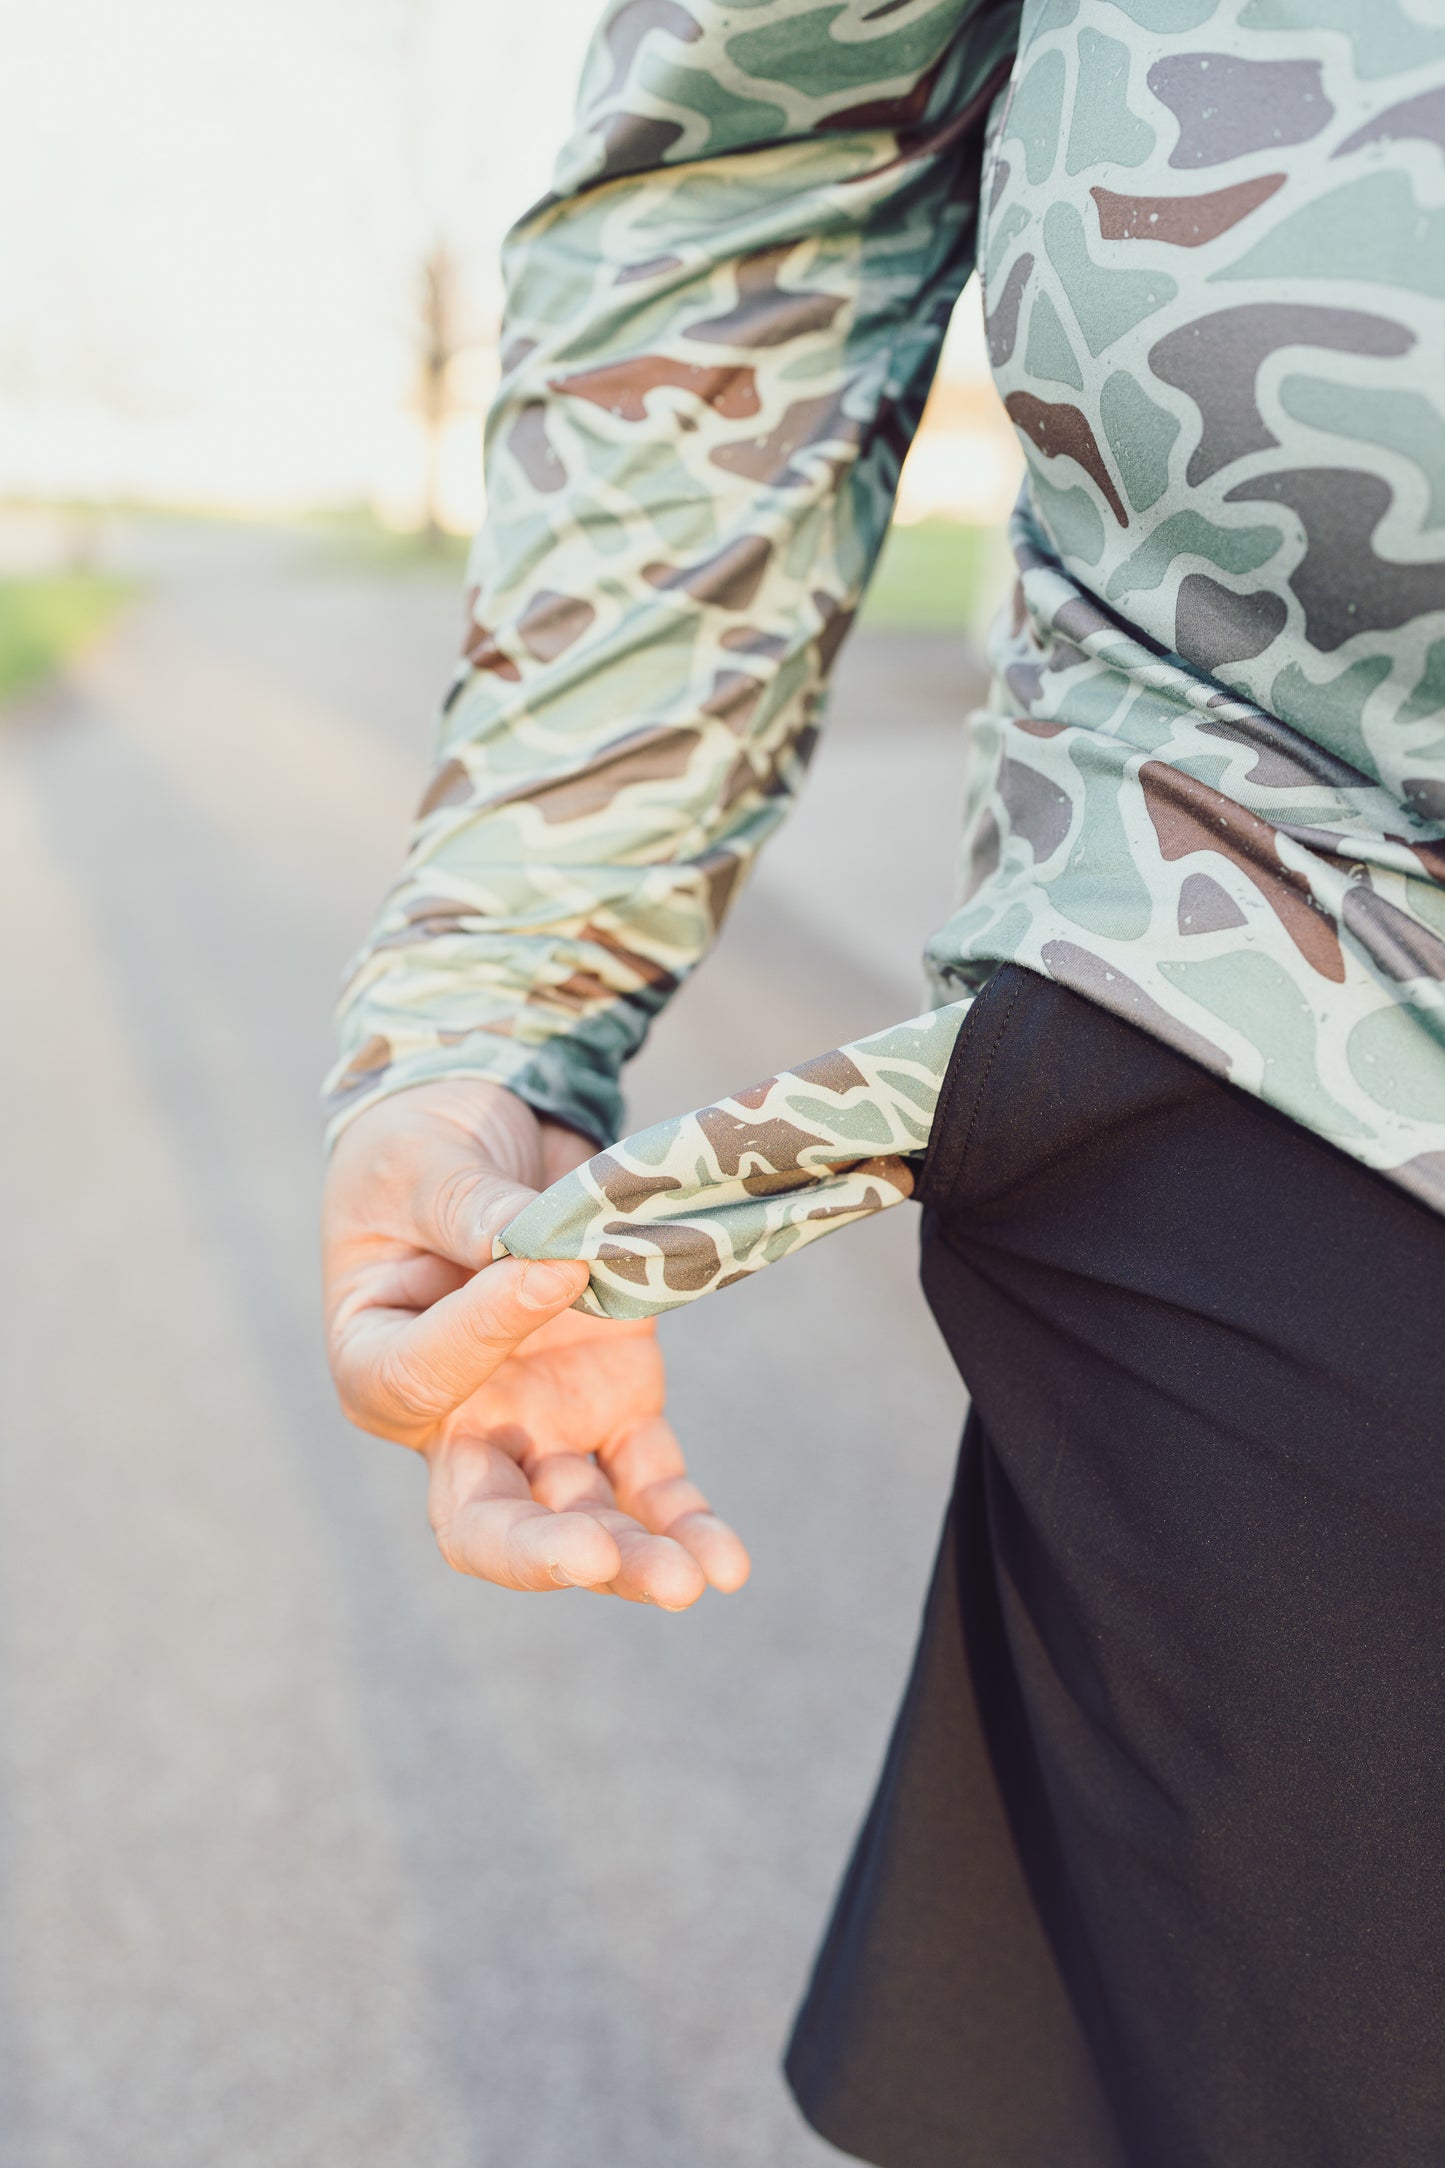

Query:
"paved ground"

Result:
[[0, 520, 988, 2166]]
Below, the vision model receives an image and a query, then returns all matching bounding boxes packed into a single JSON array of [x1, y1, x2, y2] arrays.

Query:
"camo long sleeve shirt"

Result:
[[327, 0, 1445, 1320]]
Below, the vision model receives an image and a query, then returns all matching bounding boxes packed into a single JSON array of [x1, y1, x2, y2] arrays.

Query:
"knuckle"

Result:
[[373, 1337, 441, 1426], [430, 1163, 517, 1264], [428, 1161, 483, 1252]]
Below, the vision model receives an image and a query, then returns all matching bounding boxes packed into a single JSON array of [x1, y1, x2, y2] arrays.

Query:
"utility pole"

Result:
[[415, 240, 460, 546]]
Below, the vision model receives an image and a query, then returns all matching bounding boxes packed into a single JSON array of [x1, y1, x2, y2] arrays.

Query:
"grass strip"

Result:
[[0, 573, 133, 703], [860, 518, 1009, 635]]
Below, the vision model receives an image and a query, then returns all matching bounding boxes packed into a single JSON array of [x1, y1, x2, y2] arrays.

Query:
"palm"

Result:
[[428, 1305, 740, 1608], [445, 1305, 665, 1458]]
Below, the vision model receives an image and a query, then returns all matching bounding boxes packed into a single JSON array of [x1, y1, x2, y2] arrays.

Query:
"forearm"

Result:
[[325, 0, 1015, 1150]]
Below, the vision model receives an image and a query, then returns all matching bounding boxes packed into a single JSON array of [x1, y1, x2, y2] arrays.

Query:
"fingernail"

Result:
[[519, 1261, 584, 1310], [548, 1561, 579, 1587]]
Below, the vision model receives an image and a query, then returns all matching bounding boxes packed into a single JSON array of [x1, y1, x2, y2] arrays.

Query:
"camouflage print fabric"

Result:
[[493, 1006, 960, 1317], [324, 0, 1018, 1150], [328, 0, 1445, 1320], [932, 0, 1445, 1225]]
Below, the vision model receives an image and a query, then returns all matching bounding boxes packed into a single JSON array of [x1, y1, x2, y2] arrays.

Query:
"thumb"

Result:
[[408, 1139, 540, 1273], [338, 1253, 593, 1439]]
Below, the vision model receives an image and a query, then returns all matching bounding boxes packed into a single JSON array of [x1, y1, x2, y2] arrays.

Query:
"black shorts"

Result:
[[786, 965, 1445, 2168]]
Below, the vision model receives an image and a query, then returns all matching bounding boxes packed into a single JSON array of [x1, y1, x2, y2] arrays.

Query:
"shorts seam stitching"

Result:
[[952, 975, 1026, 1193]]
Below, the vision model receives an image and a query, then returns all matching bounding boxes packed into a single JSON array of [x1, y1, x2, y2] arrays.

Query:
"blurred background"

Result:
[[0, 3, 1022, 2162]]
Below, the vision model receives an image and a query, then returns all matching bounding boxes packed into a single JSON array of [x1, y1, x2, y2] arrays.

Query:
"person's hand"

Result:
[[321, 1078, 750, 1609]]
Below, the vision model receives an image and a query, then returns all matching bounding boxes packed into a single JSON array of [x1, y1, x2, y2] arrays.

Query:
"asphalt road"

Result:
[[0, 520, 988, 2167]]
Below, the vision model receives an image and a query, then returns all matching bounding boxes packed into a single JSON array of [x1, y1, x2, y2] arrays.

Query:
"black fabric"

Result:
[[786, 965, 1445, 2168]]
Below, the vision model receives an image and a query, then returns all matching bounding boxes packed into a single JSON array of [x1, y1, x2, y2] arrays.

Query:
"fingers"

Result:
[[430, 1421, 741, 1608], [433, 1438, 704, 1608], [334, 1255, 591, 1440], [601, 1416, 751, 1594], [431, 1441, 624, 1591], [638, 1497, 752, 1595], [598, 1509, 709, 1610], [526, 1448, 707, 1608]]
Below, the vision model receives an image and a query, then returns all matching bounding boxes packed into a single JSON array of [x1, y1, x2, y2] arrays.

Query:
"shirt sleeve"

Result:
[[324, 0, 1020, 1151], [492, 1000, 973, 1318]]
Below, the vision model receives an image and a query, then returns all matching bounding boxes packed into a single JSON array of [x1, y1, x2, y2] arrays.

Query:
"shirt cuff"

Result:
[[321, 1025, 622, 1155], [493, 1002, 972, 1317]]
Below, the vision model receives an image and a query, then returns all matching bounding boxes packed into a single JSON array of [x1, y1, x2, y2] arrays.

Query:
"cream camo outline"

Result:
[[493, 1003, 967, 1318]]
